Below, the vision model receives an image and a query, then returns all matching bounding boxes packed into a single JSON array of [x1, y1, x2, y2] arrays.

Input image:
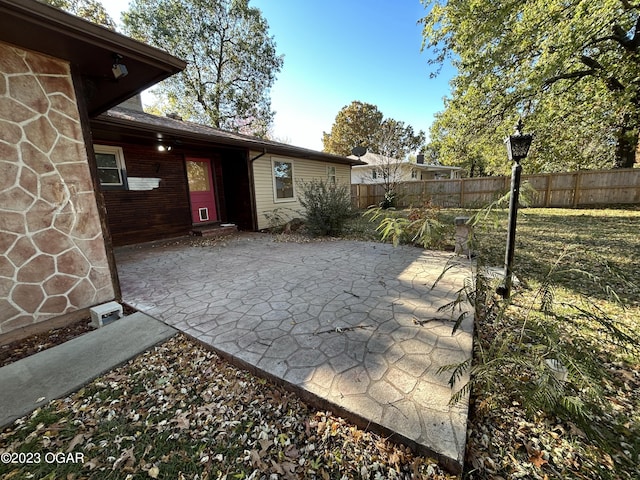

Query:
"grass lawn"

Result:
[[476, 207, 640, 306], [463, 207, 639, 479], [350, 206, 639, 479]]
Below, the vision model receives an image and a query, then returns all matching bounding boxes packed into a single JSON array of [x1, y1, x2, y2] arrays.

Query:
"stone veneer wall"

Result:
[[0, 41, 116, 335]]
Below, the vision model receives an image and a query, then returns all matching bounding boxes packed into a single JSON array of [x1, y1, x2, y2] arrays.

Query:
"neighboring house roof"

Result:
[[409, 164, 463, 173], [94, 107, 366, 166], [348, 152, 462, 173], [0, 0, 186, 116], [349, 152, 399, 166]]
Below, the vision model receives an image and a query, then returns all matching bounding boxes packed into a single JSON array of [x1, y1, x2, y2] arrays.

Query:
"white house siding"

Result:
[[351, 164, 416, 184], [251, 152, 351, 230], [351, 164, 462, 184]]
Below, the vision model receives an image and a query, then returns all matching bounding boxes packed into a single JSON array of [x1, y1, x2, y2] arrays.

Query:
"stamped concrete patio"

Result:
[[115, 233, 474, 472]]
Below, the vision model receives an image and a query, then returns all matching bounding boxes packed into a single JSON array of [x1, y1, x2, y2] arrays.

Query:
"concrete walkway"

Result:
[[0, 312, 176, 428], [116, 233, 474, 472]]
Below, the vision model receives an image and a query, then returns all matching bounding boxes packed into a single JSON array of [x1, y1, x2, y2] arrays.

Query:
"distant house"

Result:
[[350, 152, 462, 184], [0, 0, 361, 340]]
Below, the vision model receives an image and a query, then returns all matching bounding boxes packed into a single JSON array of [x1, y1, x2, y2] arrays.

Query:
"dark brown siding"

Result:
[[101, 143, 192, 246]]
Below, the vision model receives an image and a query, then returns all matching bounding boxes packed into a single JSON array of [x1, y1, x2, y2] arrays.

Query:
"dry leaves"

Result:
[[0, 319, 94, 368], [0, 334, 453, 479]]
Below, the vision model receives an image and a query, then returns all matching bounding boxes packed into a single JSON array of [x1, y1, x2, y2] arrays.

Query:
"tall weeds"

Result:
[[437, 209, 639, 457]]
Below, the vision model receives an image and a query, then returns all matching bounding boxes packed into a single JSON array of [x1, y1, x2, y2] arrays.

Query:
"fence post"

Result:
[[544, 174, 552, 207], [573, 171, 582, 208]]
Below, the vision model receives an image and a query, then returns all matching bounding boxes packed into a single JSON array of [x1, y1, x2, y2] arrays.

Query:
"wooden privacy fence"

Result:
[[351, 168, 640, 209]]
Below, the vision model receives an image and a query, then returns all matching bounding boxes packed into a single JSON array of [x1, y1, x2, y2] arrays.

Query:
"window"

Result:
[[411, 169, 419, 179], [186, 160, 211, 192], [94, 145, 127, 188], [372, 169, 378, 180], [327, 165, 336, 184], [273, 159, 294, 200]]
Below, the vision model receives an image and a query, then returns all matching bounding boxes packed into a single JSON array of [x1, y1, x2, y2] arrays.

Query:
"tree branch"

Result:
[[611, 15, 640, 52], [620, 0, 640, 11], [543, 69, 597, 87]]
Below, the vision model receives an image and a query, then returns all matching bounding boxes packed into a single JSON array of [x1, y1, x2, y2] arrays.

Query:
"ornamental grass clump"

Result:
[[297, 179, 353, 236], [364, 201, 447, 249]]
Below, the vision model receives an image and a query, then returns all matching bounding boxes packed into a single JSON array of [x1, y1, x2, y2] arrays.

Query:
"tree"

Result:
[[322, 101, 384, 156], [322, 101, 425, 159], [40, 0, 116, 29], [123, 0, 283, 136], [371, 121, 427, 206], [427, 78, 620, 175], [421, 0, 640, 171], [326, 102, 426, 207], [427, 101, 503, 177]]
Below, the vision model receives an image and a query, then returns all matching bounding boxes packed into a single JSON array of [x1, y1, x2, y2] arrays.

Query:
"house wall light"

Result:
[[157, 144, 172, 152], [112, 54, 128, 80]]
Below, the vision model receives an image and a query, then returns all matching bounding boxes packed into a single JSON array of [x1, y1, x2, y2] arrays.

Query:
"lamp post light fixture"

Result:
[[497, 119, 533, 299]]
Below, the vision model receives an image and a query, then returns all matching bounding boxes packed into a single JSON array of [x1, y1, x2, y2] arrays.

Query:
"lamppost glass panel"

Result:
[[505, 134, 533, 162]]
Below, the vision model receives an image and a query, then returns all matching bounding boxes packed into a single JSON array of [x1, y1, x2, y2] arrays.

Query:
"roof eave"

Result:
[[0, 0, 186, 116], [92, 110, 365, 166]]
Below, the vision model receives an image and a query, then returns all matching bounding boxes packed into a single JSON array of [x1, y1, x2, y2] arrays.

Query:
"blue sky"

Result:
[[104, 0, 455, 151]]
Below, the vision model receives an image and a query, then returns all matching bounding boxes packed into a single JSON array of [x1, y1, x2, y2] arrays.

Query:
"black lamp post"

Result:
[[497, 119, 533, 299]]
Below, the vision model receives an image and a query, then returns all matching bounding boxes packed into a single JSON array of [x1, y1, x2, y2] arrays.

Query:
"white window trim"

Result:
[[94, 144, 127, 188], [327, 165, 336, 184], [271, 157, 296, 203]]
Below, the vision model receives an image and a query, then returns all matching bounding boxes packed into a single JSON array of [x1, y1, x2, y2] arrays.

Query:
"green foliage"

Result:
[[322, 101, 384, 156], [324, 101, 426, 206], [336, 212, 384, 242], [448, 252, 638, 438], [421, 0, 640, 173], [322, 101, 425, 159], [380, 190, 397, 209], [123, 0, 283, 136], [426, 102, 508, 177], [365, 203, 447, 248], [297, 179, 353, 236], [467, 180, 537, 229], [40, 0, 116, 29]]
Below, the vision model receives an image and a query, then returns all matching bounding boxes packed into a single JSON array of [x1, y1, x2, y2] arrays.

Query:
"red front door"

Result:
[[186, 158, 217, 224]]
